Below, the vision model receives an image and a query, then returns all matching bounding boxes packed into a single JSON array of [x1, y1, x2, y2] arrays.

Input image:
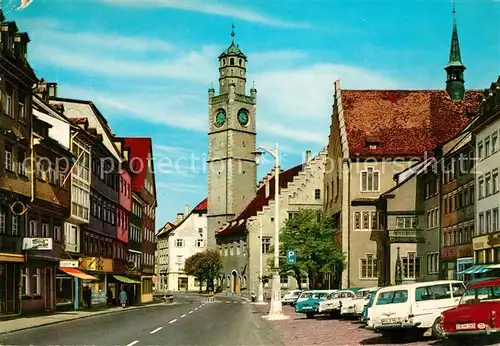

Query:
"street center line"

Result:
[[169, 319, 177, 324], [194, 307, 198, 310], [189, 311, 193, 314], [126, 341, 139, 346], [181, 314, 186, 318], [150, 327, 163, 334], [233, 301, 238, 304]]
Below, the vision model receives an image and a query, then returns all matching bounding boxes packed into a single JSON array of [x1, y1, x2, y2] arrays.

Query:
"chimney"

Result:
[[176, 213, 184, 223], [305, 150, 312, 163], [185, 204, 190, 216], [13, 32, 29, 62], [47, 82, 57, 99]]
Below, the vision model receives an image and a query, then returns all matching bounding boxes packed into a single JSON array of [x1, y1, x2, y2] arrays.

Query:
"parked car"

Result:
[[361, 288, 380, 326], [368, 280, 465, 342], [440, 278, 500, 344], [282, 290, 302, 306], [341, 287, 379, 318], [294, 290, 337, 319], [318, 288, 361, 316]]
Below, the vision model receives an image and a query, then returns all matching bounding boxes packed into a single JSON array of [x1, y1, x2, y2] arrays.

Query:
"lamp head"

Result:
[[252, 150, 264, 165]]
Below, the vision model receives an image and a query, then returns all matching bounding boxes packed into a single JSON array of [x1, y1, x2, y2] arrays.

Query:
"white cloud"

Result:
[[102, 0, 310, 28], [156, 182, 203, 193]]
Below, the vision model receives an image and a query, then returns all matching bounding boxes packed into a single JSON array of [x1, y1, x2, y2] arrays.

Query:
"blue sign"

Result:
[[287, 250, 296, 264]]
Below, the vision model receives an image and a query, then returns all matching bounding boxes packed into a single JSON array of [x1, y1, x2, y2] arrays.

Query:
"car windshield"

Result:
[[355, 290, 369, 299], [314, 292, 329, 299], [300, 292, 313, 299], [292, 291, 301, 297], [460, 285, 500, 305]]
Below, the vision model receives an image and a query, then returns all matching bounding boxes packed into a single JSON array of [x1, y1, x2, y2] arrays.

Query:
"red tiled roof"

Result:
[[217, 164, 304, 237], [193, 198, 208, 212], [341, 90, 482, 158], [123, 137, 153, 192]]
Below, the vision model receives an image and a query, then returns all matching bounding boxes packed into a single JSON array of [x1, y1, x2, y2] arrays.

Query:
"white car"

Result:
[[318, 289, 358, 315], [282, 290, 302, 305], [341, 287, 378, 317], [368, 280, 465, 342]]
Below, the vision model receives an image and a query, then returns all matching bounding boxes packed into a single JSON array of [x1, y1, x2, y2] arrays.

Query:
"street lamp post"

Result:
[[253, 143, 288, 320], [248, 218, 265, 304]]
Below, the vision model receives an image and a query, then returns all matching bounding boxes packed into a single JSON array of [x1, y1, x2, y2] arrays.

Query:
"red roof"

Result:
[[193, 198, 208, 212], [217, 164, 304, 236], [340, 90, 482, 158], [123, 137, 153, 192]]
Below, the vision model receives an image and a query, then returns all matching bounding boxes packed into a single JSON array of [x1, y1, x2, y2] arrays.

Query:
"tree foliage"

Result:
[[269, 209, 344, 289], [184, 249, 223, 292]]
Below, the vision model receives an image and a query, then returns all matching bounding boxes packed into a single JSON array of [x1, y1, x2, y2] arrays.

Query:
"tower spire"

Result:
[[231, 23, 235, 44], [444, 2, 466, 100]]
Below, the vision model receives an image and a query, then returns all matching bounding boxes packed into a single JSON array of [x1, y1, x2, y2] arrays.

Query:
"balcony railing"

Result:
[[388, 229, 425, 243]]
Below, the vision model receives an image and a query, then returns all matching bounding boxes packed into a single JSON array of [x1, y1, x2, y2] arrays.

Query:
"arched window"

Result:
[[238, 59, 242, 66], [230, 57, 234, 65], [222, 59, 226, 65]]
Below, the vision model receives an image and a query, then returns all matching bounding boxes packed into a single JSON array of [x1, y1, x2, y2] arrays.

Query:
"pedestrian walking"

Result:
[[107, 289, 114, 307], [119, 288, 128, 308]]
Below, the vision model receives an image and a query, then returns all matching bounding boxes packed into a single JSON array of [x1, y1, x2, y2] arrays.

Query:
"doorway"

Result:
[[44, 268, 52, 311], [178, 277, 188, 291]]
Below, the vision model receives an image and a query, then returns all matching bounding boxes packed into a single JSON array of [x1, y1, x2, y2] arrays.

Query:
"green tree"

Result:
[[269, 209, 344, 289], [183, 252, 205, 292], [184, 249, 224, 292]]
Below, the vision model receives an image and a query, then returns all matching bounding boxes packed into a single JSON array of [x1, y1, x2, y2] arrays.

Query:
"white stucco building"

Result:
[[156, 200, 208, 291], [472, 81, 500, 264]]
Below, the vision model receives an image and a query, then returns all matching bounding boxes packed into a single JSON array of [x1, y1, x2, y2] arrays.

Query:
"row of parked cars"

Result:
[[282, 277, 500, 344]]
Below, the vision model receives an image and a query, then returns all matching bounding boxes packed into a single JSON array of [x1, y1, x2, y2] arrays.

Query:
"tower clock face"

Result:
[[238, 109, 249, 126], [214, 109, 226, 127]]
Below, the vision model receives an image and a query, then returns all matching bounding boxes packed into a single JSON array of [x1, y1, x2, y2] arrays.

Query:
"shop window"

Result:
[[33, 268, 41, 296], [21, 267, 30, 296]]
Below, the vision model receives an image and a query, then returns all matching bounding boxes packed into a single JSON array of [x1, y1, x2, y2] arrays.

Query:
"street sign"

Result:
[[286, 250, 296, 264], [59, 260, 79, 268]]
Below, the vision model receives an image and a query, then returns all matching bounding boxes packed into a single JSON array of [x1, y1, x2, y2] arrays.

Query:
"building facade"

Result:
[[122, 138, 157, 303], [0, 13, 42, 316], [472, 79, 500, 268], [206, 28, 257, 248], [160, 200, 208, 292], [216, 150, 324, 293]]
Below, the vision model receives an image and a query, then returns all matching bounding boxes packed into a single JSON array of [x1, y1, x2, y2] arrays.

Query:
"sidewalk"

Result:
[[0, 302, 167, 335]]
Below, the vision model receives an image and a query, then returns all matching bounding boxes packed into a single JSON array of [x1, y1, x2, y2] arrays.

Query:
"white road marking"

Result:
[[233, 301, 238, 304], [169, 319, 177, 324], [225, 301, 230, 303], [194, 307, 198, 310], [150, 327, 163, 334], [189, 311, 193, 314], [181, 314, 186, 318], [126, 341, 139, 346]]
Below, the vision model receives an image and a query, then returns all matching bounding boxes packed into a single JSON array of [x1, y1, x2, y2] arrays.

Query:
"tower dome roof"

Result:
[[218, 24, 247, 61]]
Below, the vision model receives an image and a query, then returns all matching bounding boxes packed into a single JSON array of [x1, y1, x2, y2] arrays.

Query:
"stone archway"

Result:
[[231, 270, 239, 293]]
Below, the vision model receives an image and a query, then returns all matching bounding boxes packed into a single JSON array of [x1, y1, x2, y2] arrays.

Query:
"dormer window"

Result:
[[365, 140, 381, 150]]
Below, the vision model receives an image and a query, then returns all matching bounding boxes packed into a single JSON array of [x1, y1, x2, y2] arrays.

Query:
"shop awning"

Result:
[[458, 265, 493, 275], [113, 275, 141, 284], [59, 267, 98, 280]]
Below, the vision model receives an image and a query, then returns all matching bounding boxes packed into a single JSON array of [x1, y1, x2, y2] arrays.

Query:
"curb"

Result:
[[0, 303, 174, 335]]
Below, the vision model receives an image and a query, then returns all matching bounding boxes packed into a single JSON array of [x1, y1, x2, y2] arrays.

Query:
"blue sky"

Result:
[[8, 0, 499, 230]]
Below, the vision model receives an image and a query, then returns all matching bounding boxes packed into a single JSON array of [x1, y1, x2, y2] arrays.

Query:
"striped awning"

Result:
[[459, 265, 493, 275]]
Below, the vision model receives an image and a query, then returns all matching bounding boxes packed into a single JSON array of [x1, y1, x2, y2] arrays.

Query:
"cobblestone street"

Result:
[[253, 304, 436, 346]]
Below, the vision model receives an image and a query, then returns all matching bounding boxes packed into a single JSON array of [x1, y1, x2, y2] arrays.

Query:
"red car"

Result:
[[440, 278, 500, 344]]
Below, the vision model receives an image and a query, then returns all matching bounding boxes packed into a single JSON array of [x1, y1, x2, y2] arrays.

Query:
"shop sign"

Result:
[[440, 247, 457, 259], [22, 238, 53, 250], [59, 260, 79, 268], [473, 235, 489, 250], [487, 233, 500, 247], [80, 257, 113, 272]]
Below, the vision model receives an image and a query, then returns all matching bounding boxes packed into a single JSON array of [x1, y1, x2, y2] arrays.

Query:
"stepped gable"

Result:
[[341, 89, 482, 158], [216, 163, 304, 237]]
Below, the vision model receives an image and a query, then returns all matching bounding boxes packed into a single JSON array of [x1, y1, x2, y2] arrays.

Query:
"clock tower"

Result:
[[207, 25, 257, 248]]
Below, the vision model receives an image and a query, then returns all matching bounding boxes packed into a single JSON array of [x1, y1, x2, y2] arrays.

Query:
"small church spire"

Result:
[[231, 23, 235, 44], [445, 2, 466, 100]]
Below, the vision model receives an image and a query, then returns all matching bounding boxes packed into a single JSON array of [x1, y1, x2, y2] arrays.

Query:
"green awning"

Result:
[[113, 275, 140, 284]]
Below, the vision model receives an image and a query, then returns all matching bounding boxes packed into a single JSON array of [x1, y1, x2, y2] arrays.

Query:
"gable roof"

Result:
[[339, 89, 482, 158], [157, 198, 208, 238], [216, 163, 304, 237], [121, 137, 155, 194]]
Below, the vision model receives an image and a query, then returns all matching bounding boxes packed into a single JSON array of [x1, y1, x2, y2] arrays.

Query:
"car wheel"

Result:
[[306, 312, 315, 319], [431, 316, 444, 339]]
